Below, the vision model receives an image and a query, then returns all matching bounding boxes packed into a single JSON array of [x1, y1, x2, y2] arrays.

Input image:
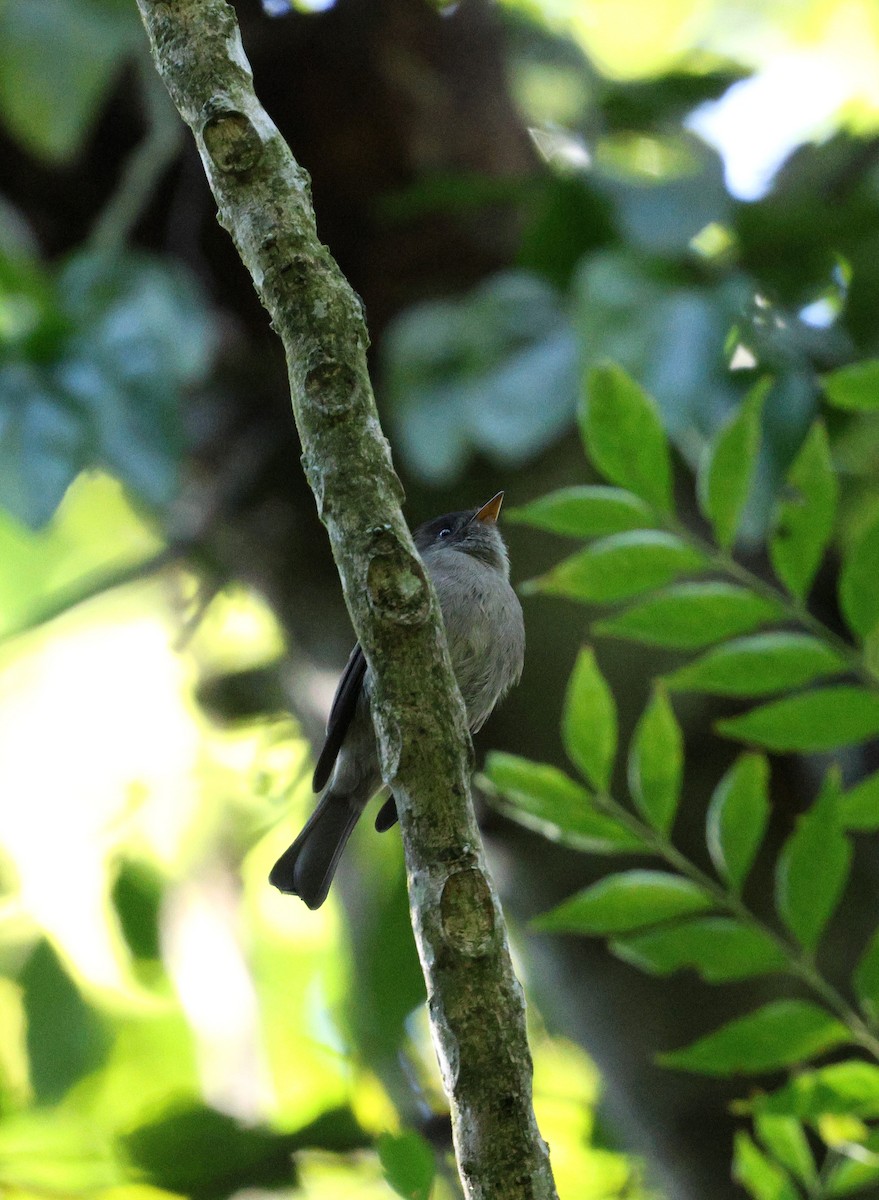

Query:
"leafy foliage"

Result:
[[697, 377, 766, 551], [627, 685, 682, 836], [5, 0, 879, 1196], [822, 361, 879, 414], [612, 918, 785, 983], [486, 753, 642, 852], [20, 940, 111, 1104], [0, 0, 140, 162], [562, 646, 617, 791], [705, 753, 769, 895], [490, 362, 879, 1199], [581, 363, 673, 513], [382, 270, 578, 484], [533, 871, 714, 935], [768, 421, 837, 604], [657, 1002, 850, 1077], [775, 770, 852, 954], [530, 530, 707, 604], [378, 1130, 436, 1200], [124, 1103, 370, 1199], [591, 582, 784, 650], [0, 247, 213, 527]]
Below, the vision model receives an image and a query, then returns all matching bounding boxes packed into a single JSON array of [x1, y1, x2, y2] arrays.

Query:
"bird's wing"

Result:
[[312, 643, 368, 792]]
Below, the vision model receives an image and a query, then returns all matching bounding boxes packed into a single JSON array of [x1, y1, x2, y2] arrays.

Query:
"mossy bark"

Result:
[[134, 3, 556, 1196]]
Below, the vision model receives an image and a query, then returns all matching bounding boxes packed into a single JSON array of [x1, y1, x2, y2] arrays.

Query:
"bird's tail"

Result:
[[269, 791, 363, 909]]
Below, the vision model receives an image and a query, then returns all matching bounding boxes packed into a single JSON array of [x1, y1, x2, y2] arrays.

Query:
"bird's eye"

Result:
[[438, 527, 452, 539]]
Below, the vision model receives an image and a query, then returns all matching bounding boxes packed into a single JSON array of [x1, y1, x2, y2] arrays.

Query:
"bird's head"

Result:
[[414, 492, 509, 576]]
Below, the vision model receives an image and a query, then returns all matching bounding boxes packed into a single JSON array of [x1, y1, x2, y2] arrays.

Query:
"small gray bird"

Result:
[[269, 492, 525, 909]]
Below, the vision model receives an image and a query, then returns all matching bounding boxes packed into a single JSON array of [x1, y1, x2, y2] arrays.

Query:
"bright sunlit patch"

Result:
[[0, 293, 41, 341], [187, 584, 287, 676], [568, 0, 707, 79], [296, 1150, 401, 1199], [0, 978, 29, 1106], [243, 820, 355, 1125], [596, 131, 702, 180], [729, 343, 758, 371], [0, 1108, 119, 1193], [800, 296, 838, 328], [0, 588, 201, 992], [688, 52, 855, 198], [689, 220, 736, 262], [348, 1070, 400, 1137], [529, 127, 592, 171], [513, 62, 592, 126], [0, 470, 163, 641], [531, 1034, 640, 1199], [163, 875, 272, 1120]]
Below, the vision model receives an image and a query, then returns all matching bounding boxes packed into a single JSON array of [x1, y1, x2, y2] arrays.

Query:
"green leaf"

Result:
[[530, 531, 706, 604], [534, 871, 714, 935], [112, 861, 163, 962], [839, 512, 879, 641], [659, 1001, 850, 1076], [563, 647, 617, 791], [716, 687, 879, 752], [0, 1111, 118, 1194], [124, 1105, 367, 1200], [482, 753, 644, 852], [627, 685, 682, 835], [733, 1132, 802, 1200], [348, 868, 425, 1068], [775, 770, 852, 952], [611, 917, 785, 982], [755, 1063, 879, 1120], [0, 0, 139, 163], [384, 271, 578, 484], [769, 421, 837, 602], [507, 486, 655, 537], [58, 252, 211, 510], [0, 366, 83, 528], [594, 582, 783, 650], [697, 379, 767, 550], [841, 770, 879, 831], [826, 1152, 879, 1200], [755, 1114, 817, 1190], [20, 940, 110, 1104], [580, 363, 673, 513], [0, 252, 212, 528], [822, 360, 879, 412], [666, 633, 846, 697], [378, 1131, 435, 1200], [706, 753, 770, 894], [124, 1105, 295, 1199], [853, 927, 879, 1023]]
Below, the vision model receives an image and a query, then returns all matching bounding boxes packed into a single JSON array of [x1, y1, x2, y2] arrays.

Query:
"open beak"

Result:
[[473, 491, 504, 524]]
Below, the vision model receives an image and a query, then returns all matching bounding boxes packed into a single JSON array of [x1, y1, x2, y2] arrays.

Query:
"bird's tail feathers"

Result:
[[269, 791, 362, 910]]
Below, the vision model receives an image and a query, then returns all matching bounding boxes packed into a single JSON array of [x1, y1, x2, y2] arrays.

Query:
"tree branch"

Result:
[[133, 2, 556, 1196]]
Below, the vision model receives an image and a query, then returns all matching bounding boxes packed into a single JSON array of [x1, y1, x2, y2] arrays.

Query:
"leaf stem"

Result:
[[667, 518, 879, 689], [88, 54, 183, 254], [590, 788, 879, 1062]]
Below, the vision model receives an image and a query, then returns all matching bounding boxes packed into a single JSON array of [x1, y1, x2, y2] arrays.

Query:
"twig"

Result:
[[89, 53, 183, 254]]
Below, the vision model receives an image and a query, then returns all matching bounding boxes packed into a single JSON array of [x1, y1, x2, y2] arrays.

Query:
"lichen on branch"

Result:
[[133, 1, 557, 1196]]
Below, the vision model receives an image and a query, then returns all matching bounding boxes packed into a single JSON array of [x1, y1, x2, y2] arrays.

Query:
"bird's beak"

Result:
[[473, 491, 504, 524]]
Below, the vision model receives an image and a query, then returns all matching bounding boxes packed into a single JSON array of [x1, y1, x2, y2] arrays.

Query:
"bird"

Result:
[[269, 491, 525, 909]]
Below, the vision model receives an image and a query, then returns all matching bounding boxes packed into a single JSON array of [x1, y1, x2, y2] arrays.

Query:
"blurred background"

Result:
[[2, 0, 879, 1196]]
